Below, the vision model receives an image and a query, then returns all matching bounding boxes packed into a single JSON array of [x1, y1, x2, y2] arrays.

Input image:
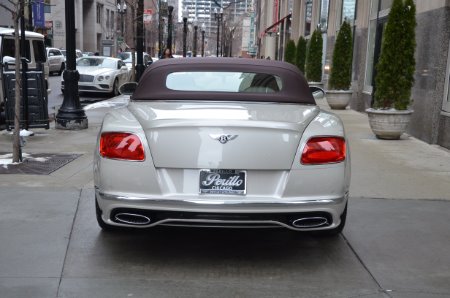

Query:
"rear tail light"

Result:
[[301, 137, 346, 165], [99, 132, 145, 161]]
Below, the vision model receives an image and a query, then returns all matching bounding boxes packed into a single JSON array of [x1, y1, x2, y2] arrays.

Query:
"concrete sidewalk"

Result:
[[1, 96, 450, 200], [316, 98, 450, 201], [1, 97, 450, 298]]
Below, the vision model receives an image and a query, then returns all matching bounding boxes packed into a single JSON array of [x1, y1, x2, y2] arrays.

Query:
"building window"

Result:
[[341, 0, 356, 25], [364, 0, 391, 93], [97, 3, 103, 24], [44, 0, 51, 13], [443, 40, 450, 113], [106, 9, 110, 30], [304, 0, 313, 36], [111, 11, 115, 32], [320, 0, 330, 31]]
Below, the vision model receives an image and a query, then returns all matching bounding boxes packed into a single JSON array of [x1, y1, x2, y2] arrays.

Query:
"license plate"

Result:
[[199, 169, 246, 195]]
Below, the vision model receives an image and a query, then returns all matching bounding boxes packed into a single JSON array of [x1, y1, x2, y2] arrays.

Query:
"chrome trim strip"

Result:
[[97, 189, 345, 207], [108, 218, 336, 231]]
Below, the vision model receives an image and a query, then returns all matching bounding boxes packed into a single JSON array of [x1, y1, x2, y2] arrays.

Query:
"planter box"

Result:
[[326, 90, 352, 110], [366, 108, 413, 140]]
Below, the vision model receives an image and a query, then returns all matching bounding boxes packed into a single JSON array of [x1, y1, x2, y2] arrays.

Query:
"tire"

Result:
[[58, 63, 65, 76], [111, 79, 119, 96], [315, 203, 347, 237]]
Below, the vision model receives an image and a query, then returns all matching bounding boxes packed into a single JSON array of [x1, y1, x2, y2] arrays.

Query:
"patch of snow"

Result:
[[20, 129, 35, 137], [0, 153, 14, 169], [0, 152, 49, 168]]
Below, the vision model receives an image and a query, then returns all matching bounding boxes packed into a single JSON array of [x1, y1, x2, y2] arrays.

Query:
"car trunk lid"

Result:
[[128, 101, 320, 170]]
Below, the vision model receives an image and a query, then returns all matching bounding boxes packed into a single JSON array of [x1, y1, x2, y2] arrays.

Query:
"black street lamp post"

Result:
[[214, 8, 223, 57], [193, 18, 198, 57], [201, 23, 206, 57], [117, 0, 127, 43], [221, 17, 226, 57], [167, 5, 174, 52], [229, 27, 235, 57], [182, 7, 188, 57], [56, 0, 87, 130], [136, 0, 144, 81], [158, 0, 164, 58]]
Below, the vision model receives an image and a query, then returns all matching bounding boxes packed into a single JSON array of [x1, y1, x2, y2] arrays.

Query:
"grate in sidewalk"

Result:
[[0, 153, 82, 175]]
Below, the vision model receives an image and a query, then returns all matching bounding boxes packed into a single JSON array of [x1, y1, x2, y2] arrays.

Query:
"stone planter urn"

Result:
[[326, 90, 352, 109], [366, 108, 413, 140]]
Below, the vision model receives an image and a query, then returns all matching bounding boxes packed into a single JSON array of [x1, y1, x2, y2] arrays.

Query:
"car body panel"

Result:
[[46, 47, 65, 74], [126, 101, 320, 169], [61, 56, 130, 94], [94, 58, 350, 232]]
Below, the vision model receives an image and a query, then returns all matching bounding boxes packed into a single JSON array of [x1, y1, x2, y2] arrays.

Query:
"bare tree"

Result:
[[0, 0, 23, 163]]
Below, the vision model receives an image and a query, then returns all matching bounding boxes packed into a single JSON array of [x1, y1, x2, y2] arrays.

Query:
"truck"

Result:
[[0, 28, 50, 127]]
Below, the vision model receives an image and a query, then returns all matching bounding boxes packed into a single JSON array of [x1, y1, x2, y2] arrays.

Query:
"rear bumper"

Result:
[[95, 188, 348, 231]]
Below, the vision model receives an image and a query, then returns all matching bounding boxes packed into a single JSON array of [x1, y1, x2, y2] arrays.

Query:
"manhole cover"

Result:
[[0, 153, 82, 175]]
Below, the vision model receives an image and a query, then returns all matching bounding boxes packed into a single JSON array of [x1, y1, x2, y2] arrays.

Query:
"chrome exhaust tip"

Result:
[[292, 217, 329, 228], [114, 213, 151, 225]]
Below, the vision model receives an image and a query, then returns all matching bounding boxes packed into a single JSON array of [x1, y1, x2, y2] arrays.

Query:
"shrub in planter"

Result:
[[374, 0, 416, 110], [295, 36, 307, 73], [329, 21, 353, 90], [367, 0, 416, 139], [305, 28, 323, 83], [284, 39, 296, 65], [326, 21, 353, 109]]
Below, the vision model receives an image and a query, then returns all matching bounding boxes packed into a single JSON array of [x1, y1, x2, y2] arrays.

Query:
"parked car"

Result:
[[118, 51, 153, 71], [61, 56, 130, 96], [46, 47, 65, 75], [94, 58, 351, 235], [60, 49, 83, 60]]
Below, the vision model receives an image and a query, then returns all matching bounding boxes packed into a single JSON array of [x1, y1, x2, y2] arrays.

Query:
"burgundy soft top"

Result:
[[132, 57, 315, 105]]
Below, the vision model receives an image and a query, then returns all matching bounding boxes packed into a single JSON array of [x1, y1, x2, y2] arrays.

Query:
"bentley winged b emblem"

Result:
[[210, 134, 238, 144]]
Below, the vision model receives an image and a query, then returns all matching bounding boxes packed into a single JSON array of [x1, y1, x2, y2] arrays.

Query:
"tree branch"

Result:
[[212, 0, 247, 10]]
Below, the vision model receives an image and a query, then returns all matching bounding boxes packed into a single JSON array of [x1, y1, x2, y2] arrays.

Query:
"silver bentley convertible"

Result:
[[94, 58, 350, 235]]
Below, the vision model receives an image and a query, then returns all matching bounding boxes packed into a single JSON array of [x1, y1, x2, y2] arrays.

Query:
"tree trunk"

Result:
[[12, 3, 22, 163]]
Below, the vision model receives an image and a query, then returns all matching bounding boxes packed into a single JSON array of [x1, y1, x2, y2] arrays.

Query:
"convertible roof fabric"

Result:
[[132, 57, 315, 105]]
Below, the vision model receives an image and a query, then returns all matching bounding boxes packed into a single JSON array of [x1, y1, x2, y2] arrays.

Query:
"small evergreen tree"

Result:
[[374, 0, 416, 110], [305, 28, 323, 82], [284, 40, 296, 65], [295, 36, 307, 73], [328, 21, 353, 90]]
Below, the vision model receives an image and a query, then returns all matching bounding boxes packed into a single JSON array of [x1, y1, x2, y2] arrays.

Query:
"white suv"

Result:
[[46, 47, 65, 75]]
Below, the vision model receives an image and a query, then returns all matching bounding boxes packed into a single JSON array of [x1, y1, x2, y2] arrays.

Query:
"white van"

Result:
[[0, 28, 50, 113]]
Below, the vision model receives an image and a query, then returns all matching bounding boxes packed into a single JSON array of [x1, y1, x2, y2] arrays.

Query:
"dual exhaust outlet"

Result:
[[114, 212, 329, 229], [114, 213, 151, 225]]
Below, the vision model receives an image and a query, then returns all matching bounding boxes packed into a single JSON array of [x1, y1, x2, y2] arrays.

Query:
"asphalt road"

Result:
[[47, 74, 111, 117]]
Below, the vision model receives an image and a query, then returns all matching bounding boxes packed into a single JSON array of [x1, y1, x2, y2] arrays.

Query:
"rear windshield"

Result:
[[166, 72, 283, 93]]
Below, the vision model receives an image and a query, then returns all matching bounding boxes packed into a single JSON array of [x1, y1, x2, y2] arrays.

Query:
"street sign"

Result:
[[144, 9, 153, 24]]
